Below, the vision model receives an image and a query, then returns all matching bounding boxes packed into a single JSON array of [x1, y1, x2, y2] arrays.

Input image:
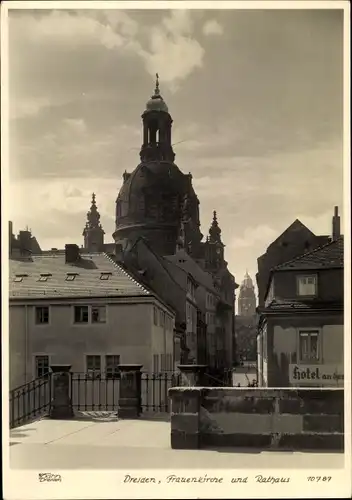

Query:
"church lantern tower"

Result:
[[238, 271, 257, 316], [204, 211, 225, 272], [140, 73, 175, 163], [113, 74, 202, 256], [83, 193, 105, 252]]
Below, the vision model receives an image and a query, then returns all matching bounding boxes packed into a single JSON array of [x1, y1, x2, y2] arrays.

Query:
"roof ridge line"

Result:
[[102, 252, 150, 295], [133, 238, 186, 293]]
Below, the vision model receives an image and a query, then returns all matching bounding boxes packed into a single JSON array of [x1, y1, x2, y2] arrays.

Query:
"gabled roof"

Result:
[[274, 237, 344, 271], [129, 236, 185, 293], [267, 219, 315, 250], [10, 252, 151, 299], [164, 249, 218, 294]]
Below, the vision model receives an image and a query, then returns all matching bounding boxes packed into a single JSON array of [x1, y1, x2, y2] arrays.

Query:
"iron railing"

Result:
[[10, 374, 52, 429], [70, 372, 120, 412], [141, 371, 181, 413]]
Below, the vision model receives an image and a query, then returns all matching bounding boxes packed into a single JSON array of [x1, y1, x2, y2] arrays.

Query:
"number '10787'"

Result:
[[307, 477, 331, 482]]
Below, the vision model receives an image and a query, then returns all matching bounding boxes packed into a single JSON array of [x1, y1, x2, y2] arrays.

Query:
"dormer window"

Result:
[[100, 272, 112, 281], [14, 274, 28, 282], [38, 273, 52, 282], [66, 273, 78, 282], [297, 275, 317, 297]]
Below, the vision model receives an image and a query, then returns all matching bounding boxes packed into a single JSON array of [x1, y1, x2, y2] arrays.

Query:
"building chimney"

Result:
[[18, 230, 32, 255], [332, 206, 341, 240], [65, 244, 80, 264]]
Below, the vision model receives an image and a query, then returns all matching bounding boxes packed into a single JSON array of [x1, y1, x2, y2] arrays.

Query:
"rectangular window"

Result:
[[153, 354, 159, 373], [297, 275, 317, 297], [14, 274, 27, 282], [86, 355, 101, 378], [263, 325, 268, 361], [105, 355, 120, 379], [38, 273, 52, 282], [153, 307, 158, 326], [35, 355, 50, 379], [100, 273, 112, 280], [91, 306, 106, 323], [160, 310, 165, 327], [74, 306, 89, 323], [66, 273, 78, 281], [299, 331, 320, 362], [35, 306, 49, 324], [186, 303, 191, 321]]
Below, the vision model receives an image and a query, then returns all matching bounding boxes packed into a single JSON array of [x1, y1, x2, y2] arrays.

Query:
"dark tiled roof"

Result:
[[267, 219, 315, 249], [164, 249, 218, 294], [274, 237, 343, 271], [265, 298, 343, 311], [10, 252, 151, 299]]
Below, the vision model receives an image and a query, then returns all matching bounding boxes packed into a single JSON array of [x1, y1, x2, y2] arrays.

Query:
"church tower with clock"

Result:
[[237, 272, 257, 317]]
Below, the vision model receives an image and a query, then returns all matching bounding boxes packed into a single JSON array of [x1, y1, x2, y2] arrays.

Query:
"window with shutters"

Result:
[[299, 331, 320, 362]]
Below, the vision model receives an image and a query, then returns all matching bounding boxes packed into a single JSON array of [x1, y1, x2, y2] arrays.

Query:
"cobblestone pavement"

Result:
[[9, 418, 344, 470]]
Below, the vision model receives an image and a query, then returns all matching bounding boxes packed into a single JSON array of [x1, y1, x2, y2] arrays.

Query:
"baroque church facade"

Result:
[[81, 76, 238, 371]]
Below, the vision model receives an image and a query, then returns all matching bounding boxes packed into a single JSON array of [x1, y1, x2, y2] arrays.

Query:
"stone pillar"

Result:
[[169, 387, 202, 449], [177, 364, 208, 387], [118, 364, 143, 418], [49, 364, 74, 419]]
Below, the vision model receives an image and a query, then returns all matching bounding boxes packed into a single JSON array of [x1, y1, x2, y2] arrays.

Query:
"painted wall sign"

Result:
[[289, 364, 344, 386]]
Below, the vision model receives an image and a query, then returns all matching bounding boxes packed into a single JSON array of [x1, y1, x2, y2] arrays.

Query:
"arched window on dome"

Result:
[[118, 200, 128, 218], [146, 198, 158, 219], [138, 196, 145, 213], [116, 201, 121, 218]]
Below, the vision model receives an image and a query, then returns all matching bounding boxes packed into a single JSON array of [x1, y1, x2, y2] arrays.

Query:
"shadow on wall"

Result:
[[169, 387, 344, 452]]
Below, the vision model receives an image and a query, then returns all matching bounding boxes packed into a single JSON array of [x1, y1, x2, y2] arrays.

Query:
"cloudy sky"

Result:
[[7, 6, 344, 297]]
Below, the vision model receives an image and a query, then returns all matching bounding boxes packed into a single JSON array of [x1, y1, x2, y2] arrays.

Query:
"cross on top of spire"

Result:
[[154, 73, 160, 96], [85, 193, 101, 229], [209, 210, 222, 243]]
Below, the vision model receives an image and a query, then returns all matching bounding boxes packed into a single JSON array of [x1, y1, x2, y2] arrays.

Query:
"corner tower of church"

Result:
[[113, 74, 202, 256], [204, 211, 226, 272], [83, 193, 105, 252]]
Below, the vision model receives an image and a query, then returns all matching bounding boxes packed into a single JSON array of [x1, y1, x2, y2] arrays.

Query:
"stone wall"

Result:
[[169, 387, 343, 451]]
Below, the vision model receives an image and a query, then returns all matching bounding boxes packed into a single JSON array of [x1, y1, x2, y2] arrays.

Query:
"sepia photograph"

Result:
[[1, 1, 351, 498]]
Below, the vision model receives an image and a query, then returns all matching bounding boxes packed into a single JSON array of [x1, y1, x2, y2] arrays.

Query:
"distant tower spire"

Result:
[[83, 193, 105, 252], [238, 271, 256, 316]]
